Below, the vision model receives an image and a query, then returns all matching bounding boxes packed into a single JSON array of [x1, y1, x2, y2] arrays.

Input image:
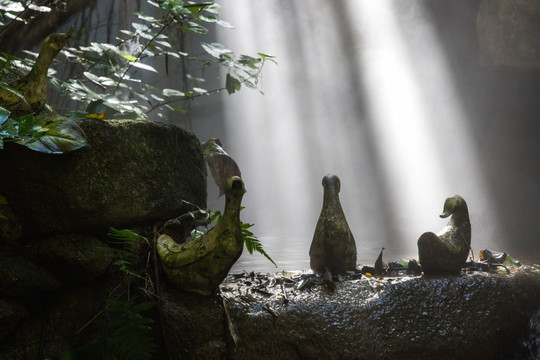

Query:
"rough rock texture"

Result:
[[28, 234, 115, 284], [0, 119, 206, 241], [161, 285, 229, 359], [0, 253, 62, 297], [477, 0, 540, 70], [221, 271, 540, 360], [0, 299, 27, 343], [12, 275, 124, 360], [1, 269, 540, 360]]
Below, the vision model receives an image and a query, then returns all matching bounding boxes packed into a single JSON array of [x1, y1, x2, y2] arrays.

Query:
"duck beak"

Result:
[[440, 212, 451, 218]]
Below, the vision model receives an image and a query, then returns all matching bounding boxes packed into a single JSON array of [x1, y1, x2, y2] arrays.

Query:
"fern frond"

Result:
[[241, 222, 277, 267], [107, 227, 148, 279], [106, 296, 157, 360]]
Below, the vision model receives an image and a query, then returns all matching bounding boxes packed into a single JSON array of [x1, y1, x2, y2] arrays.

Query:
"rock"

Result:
[[28, 234, 115, 284], [14, 276, 121, 359], [477, 0, 540, 70], [0, 203, 22, 244], [0, 119, 206, 241], [220, 271, 540, 360], [160, 285, 228, 359], [2, 268, 540, 360], [0, 253, 62, 297], [0, 298, 27, 343]]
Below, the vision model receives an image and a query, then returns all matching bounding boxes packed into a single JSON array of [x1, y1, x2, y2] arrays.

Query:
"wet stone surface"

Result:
[[219, 269, 540, 360]]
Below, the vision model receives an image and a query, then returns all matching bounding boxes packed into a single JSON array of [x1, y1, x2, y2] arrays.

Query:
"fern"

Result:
[[107, 227, 148, 279], [241, 221, 277, 267], [207, 208, 277, 267], [106, 296, 157, 360]]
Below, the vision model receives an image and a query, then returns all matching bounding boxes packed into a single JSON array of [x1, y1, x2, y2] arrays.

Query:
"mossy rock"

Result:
[[0, 119, 206, 241], [0, 253, 62, 297], [28, 234, 115, 284], [0, 298, 27, 343]]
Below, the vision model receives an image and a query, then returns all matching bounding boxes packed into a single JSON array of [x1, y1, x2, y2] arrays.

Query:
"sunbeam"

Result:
[[211, 0, 504, 271]]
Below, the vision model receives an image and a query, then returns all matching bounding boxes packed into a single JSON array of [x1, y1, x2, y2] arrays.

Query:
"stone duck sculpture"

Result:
[[309, 174, 357, 274], [157, 176, 246, 295], [0, 27, 73, 117], [417, 195, 471, 275]]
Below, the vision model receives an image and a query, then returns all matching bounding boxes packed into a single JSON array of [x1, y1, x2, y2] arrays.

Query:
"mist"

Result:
[[188, 0, 540, 271]]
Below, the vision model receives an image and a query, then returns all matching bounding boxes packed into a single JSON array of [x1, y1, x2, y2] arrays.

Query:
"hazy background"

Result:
[[187, 1, 540, 271], [41, 0, 540, 271]]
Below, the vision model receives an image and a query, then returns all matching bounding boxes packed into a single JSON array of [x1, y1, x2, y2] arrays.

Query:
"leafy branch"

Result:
[[41, 0, 277, 121]]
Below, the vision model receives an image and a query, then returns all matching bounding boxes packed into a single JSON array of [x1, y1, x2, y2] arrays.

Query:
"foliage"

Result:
[[1, 0, 275, 122], [209, 208, 277, 267], [0, 112, 87, 152], [107, 227, 149, 280], [105, 228, 157, 359], [0, 0, 54, 27], [105, 296, 157, 360]]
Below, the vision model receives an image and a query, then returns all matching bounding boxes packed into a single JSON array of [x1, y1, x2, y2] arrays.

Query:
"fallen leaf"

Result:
[[202, 138, 241, 196]]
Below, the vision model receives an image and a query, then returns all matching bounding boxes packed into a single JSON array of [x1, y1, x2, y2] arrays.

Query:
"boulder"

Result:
[[477, 0, 540, 70], [0, 253, 62, 297], [28, 234, 115, 284], [0, 298, 27, 343], [0, 119, 206, 241], [161, 285, 228, 359], [3, 269, 540, 360], [220, 271, 540, 360]]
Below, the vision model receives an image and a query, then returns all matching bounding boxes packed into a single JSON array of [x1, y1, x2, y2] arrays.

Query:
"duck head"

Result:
[[322, 174, 341, 194], [46, 26, 74, 54], [226, 176, 246, 195], [440, 195, 467, 218]]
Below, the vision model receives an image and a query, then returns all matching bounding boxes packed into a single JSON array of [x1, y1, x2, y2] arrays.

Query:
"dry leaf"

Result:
[[202, 138, 241, 196]]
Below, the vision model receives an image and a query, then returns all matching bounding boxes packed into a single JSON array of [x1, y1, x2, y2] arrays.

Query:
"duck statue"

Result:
[[0, 27, 73, 117], [157, 176, 246, 295], [309, 174, 357, 274], [417, 195, 471, 275]]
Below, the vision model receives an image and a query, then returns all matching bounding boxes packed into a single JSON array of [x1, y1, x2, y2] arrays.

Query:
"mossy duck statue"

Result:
[[157, 176, 246, 295], [0, 27, 73, 117], [417, 195, 471, 275], [309, 174, 358, 274]]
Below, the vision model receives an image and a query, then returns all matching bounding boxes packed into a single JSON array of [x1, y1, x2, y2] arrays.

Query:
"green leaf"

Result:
[[22, 117, 88, 154], [165, 104, 188, 114], [162, 88, 184, 97], [226, 74, 241, 94], [0, 81, 27, 103], [191, 229, 204, 240], [129, 61, 158, 73], [193, 87, 207, 95], [242, 223, 277, 267], [28, 4, 51, 12], [184, 2, 214, 13], [201, 42, 232, 59], [121, 53, 138, 62], [258, 52, 277, 64], [186, 21, 208, 34], [0, 106, 9, 125]]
